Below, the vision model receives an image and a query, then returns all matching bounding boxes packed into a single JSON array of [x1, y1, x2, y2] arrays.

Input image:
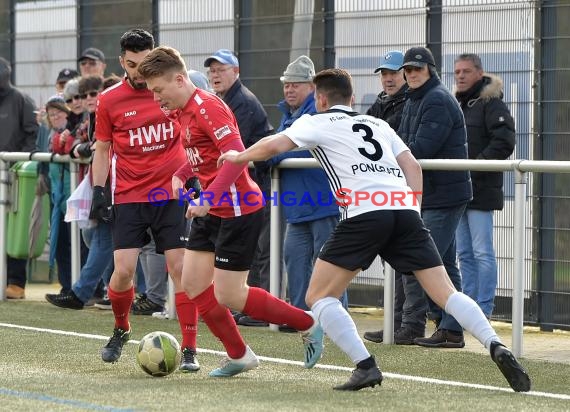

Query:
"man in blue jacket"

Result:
[[205, 49, 274, 327], [397, 47, 472, 348], [269, 56, 346, 331]]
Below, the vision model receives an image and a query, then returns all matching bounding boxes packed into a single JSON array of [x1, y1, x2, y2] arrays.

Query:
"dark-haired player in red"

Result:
[[137, 46, 324, 377], [90, 29, 199, 372]]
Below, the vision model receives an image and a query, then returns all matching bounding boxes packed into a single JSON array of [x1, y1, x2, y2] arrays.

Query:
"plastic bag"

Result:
[[65, 174, 95, 229]]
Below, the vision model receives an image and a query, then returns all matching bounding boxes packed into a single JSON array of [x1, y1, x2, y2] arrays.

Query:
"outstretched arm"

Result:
[[218, 133, 297, 167]]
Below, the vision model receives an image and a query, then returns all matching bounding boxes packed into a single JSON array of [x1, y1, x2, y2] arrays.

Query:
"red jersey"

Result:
[[95, 79, 186, 204], [178, 89, 262, 218]]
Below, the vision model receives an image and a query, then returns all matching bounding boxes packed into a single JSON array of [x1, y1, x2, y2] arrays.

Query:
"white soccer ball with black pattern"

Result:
[[136, 331, 181, 377]]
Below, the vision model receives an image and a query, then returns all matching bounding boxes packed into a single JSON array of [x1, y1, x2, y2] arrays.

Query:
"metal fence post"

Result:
[[269, 166, 282, 332], [167, 276, 176, 320], [383, 263, 395, 345], [68, 161, 81, 285], [0, 159, 8, 301], [512, 166, 528, 357]]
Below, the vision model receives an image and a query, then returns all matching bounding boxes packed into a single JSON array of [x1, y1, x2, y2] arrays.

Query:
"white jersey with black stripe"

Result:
[[282, 104, 420, 220]]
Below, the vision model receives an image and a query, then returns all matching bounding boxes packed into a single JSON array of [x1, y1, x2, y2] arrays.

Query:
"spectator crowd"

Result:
[[0, 32, 527, 392]]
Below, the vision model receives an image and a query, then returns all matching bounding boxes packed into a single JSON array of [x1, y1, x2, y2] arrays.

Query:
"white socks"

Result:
[[312, 297, 370, 364], [445, 291, 501, 349]]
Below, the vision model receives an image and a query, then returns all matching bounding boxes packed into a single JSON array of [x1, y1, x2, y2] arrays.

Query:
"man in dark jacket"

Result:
[[363, 50, 410, 344], [268, 56, 345, 332], [454, 53, 515, 318], [0, 57, 39, 299], [397, 47, 473, 348], [205, 49, 274, 326], [366, 50, 408, 131]]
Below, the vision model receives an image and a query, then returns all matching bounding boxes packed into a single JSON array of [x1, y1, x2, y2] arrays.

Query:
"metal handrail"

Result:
[[4, 153, 570, 357], [0, 152, 89, 302]]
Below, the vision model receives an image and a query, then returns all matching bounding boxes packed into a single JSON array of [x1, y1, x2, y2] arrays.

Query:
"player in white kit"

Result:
[[219, 68, 531, 393]]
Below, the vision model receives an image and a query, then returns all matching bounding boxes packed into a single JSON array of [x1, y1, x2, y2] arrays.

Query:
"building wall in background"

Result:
[[14, 0, 77, 105], [158, 0, 234, 73]]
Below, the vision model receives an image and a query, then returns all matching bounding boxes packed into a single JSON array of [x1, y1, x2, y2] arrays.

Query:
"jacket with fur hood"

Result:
[[455, 74, 515, 211]]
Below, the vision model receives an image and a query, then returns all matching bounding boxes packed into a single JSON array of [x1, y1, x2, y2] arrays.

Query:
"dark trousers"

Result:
[[391, 271, 405, 330], [247, 202, 271, 291], [7, 256, 28, 288], [400, 204, 467, 334], [400, 273, 428, 333]]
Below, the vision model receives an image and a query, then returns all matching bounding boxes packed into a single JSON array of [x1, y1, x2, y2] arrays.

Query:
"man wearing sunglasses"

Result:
[[78, 47, 106, 78], [397, 46, 472, 349]]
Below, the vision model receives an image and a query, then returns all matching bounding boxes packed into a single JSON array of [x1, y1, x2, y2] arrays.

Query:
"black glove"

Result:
[[90, 185, 112, 223], [185, 176, 202, 199], [76, 142, 93, 158]]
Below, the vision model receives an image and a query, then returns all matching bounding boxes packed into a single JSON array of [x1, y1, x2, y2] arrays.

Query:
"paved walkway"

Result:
[[14, 283, 570, 365], [351, 307, 570, 364]]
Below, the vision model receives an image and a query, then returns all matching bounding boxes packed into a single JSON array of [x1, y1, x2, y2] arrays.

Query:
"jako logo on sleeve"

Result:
[[214, 125, 231, 140]]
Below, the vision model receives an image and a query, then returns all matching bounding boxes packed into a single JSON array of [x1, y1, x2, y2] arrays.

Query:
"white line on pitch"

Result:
[[1, 322, 569, 401]]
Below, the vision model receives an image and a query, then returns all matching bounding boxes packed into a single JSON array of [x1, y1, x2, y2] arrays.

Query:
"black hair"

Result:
[[313, 68, 353, 105], [120, 28, 154, 55]]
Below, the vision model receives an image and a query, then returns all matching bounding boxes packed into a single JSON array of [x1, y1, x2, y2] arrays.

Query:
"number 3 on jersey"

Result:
[[354, 123, 383, 161]]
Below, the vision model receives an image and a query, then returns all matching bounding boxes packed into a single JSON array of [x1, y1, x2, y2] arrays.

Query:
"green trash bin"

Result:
[[6, 161, 50, 259]]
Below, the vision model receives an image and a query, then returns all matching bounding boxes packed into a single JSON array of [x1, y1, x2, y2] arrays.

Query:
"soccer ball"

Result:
[[136, 331, 181, 377]]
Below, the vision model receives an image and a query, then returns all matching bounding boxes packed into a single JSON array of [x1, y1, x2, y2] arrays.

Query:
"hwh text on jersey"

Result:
[[186, 146, 203, 166], [129, 122, 174, 147]]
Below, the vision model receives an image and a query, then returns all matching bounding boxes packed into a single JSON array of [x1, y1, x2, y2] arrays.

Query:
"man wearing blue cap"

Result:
[[204, 49, 274, 327], [363, 50, 410, 344], [366, 50, 408, 131]]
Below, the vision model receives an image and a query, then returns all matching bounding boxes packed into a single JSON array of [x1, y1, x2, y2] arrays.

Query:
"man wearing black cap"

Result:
[[397, 46, 472, 348], [78, 47, 106, 78], [55, 68, 79, 94], [0, 57, 39, 299]]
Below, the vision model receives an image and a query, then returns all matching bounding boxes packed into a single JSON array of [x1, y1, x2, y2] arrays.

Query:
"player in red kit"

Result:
[[90, 29, 199, 372], [137, 46, 324, 377]]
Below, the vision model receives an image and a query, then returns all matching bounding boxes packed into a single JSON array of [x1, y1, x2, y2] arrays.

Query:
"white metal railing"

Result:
[[3, 152, 570, 357], [0, 152, 88, 302]]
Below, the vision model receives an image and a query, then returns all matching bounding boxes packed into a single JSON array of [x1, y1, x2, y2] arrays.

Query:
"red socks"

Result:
[[108, 286, 135, 331], [192, 284, 246, 359], [243, 287, 313, 331], [175, 292, 198, 350]]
